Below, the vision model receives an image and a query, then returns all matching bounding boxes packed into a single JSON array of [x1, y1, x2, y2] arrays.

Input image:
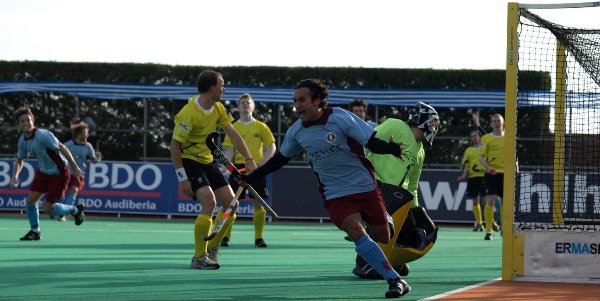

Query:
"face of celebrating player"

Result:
[[293, 87, 323, 123], [17, 113, 35, 136]]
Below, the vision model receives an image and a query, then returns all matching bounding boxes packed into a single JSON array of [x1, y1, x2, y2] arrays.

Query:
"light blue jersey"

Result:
[[17, 128, 67, 175], [280, 107, 377, 200], [64, 140, 96, 173]]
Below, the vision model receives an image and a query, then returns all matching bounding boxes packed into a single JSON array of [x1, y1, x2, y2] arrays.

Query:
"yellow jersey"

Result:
[[222, 119, 275, 164], [481, 133, 505, 173], [461, 145, 485, 178], [172, 96, 233, 164]]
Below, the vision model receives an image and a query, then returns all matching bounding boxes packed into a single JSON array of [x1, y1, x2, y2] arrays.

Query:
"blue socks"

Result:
[[63, 193, 75, 206], [51, 203, 76, 217], [26, 204, 40, 231], [354, 235, 400, 281]]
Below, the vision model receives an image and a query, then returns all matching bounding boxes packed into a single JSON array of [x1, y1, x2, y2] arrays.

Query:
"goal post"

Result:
[[504, 2, 600, 283]]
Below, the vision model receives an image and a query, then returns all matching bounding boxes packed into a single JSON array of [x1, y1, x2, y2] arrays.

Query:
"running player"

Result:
[[9, 107, 86, 241], [61, 122, 102, 220], [221, 93, 276, 248], [170, 70, 257, 270], [478, 113, 505, 240], [457, 129, 486, 231], [238, 79, 411, 298]]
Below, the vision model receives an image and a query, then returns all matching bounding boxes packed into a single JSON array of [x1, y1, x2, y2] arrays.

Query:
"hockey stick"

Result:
[[205, 131, 279, 221], [203, 186, 243, 241]]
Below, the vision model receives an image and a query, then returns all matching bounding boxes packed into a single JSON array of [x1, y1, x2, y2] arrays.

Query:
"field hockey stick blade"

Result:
[[203, 186, 243, 241]]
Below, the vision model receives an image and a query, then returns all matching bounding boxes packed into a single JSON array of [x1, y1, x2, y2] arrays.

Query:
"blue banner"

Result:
[[0, 159, 265, 217]]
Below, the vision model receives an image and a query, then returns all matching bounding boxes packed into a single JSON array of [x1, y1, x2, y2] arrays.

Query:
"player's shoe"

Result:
[[385, 278, 411, 298], [20, 230, 41, 241], [473, 224, 484, 232], [484, 233, 493, 240], [255, 238, 267, 248], [207, 247, 219, 263], [220, 237, 230, 247], [73, 204, 85, 226], [57, 215, 66, 222], [353, 255, 383, 279], [190, 254, 220, 270], [492, 222, 501, 232]]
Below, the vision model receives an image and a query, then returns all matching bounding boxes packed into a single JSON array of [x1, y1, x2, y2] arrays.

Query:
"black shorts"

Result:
[[466, 177, 485, 198], [182, 158, 229, 194], [483, 173, 504, 197], [228, 164, 269, 199]]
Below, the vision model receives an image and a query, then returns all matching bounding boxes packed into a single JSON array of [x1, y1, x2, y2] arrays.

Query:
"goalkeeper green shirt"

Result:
[[367, 118, 424, 207]]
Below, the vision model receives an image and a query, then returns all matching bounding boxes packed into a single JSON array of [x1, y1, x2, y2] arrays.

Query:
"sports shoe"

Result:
[[20, 230, 41, 241], [385, 278, 411, 298], [220, 236, 230, 247], [484, 233, 493, 240], [190, 254, 220, 270], [492, 222, 501, 232], [473, 224, 484, 232], [57, 215, 66, 222], [255, 238, 268, 248], [207, 247, 219, 263], [73, 204, 85, 226], [353, 255, 381, 279]]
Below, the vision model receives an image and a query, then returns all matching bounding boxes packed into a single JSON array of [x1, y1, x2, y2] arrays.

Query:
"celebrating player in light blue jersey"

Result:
[[9, 107, 86, 241], [61, 122, 102, 220], [238, 79, 411, 298]]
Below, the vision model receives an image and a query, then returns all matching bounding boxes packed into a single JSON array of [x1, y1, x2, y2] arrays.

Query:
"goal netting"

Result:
[[515, 7, 600, 231], [505, 2, 600, 283]]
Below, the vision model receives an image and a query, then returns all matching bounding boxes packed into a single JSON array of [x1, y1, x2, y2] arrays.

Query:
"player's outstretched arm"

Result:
[[365, 132, 405, 159], [241, 152, 290, 184]]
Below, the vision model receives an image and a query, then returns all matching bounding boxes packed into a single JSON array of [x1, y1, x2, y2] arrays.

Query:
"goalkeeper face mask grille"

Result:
[[408, 102, 440, 145]]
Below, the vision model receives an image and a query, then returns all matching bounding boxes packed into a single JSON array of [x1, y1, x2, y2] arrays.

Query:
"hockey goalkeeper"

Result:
[[353, 102, 440, 279]]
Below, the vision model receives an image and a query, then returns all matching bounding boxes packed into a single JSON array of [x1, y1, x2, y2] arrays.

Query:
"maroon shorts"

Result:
[[30, 168, 70, 203], [324, 189, 388, 229], [68, 175, 85, 189]]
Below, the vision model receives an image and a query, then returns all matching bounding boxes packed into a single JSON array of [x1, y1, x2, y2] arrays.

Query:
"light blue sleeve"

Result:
[[16, 137, 26, 159], [279, 122, 304, 158], [40, 129, 60, 151], [334, 108, 374, 146], [86, 143, 97, 161]]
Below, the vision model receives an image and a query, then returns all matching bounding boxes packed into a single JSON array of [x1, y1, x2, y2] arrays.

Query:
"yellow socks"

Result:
[[193, 214, 212, 257], [472, 203, 483, 226], [253, 207, 266, 240], [484, 204, 494, 233]]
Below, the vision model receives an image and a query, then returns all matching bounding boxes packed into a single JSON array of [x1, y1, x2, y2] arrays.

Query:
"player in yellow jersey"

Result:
[[478, 113, 505, 240], [221, 93, 276, 248], [457, 129, 486, 232], [170, 70, 257, 269]]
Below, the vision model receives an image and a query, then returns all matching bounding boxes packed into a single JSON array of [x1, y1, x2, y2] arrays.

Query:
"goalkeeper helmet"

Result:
[[408, 102, 440, 145]]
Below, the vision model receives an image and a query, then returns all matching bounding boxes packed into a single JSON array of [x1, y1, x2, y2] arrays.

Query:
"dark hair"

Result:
[[295, 79, 329, 108], [349, 98, 368, 112], [196, 70, 222, 93], [14, 106, 34, 123]]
